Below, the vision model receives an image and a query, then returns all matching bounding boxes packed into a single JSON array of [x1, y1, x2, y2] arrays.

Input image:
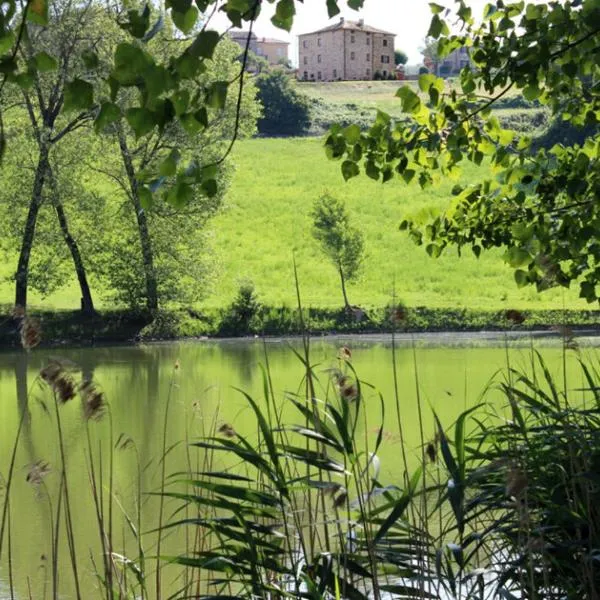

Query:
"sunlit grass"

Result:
[[0, 136, 584, 312]]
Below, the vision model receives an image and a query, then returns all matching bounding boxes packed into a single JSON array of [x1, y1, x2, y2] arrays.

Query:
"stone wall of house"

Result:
[[299, 30, 344, 81], [298, 23, 396, 81], [371, 33, 395, 78], [257, 41, 289, 65]]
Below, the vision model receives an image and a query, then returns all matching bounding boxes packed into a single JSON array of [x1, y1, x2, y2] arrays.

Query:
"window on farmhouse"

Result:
[[350, 51, 355, 60], [318, 54, 321, 63], [333, 69, 337, 78], [318, 38, 322, 46], [303, 40, 307, 48], [383, 38, 388, 47], [351, 34, 355, 43], [303, 56, 308, 65], [303, 71, 308, 79], [317, 71, 322, 80], [366, 53, 370, 61]]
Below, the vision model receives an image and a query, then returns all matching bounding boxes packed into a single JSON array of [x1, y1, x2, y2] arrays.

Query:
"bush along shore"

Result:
[[1, 303, 599, 347]]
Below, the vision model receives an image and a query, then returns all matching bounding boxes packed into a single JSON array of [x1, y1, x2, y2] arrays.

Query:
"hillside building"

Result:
[[228, 31, 289, 66], [298, 18, 396, 81]]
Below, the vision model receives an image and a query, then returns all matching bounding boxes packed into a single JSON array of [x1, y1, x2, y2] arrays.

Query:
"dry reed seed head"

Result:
[[504, 309, 526, 325], [426, 442, 437, 464], [20, 315, 42, 350], [333, 489, 348, 508], [79, 379, 105, 421], [338, 346, 352, 361], [388, 304, 407, 324], [340, 381, 358, 401], [218, 423, 236, 438], [506, 466, 528, 500], [174, 360, 180, 371], [26, 460, 51, 485], [115, 434, 135, 451], [40, 360, 77, 402]]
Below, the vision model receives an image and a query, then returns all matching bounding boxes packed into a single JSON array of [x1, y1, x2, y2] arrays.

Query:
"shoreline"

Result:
[[0, 305, 599, 349]]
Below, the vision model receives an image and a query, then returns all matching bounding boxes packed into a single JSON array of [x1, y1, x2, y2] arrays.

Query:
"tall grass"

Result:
[[1, 320, 600, 598]]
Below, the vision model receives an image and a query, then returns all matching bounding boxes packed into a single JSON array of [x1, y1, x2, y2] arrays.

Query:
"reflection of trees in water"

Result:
[[218, 340, 261, 388]]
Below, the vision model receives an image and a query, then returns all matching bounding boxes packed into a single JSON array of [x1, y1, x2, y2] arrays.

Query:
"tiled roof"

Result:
[[300, 19, 395, 36], [258, 37, 289, 44]]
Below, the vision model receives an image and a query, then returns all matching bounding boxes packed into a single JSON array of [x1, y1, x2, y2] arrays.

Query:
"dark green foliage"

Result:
[[418, 66, 429, 74], [218, 282, 261, 335], [308, 98, 374, 134], [311, 194, 365, 308], [373, 70, 382, 80], [534, 115, 599, 150], [394, 49, 408, 65], [255, 69, 311, 136], [331, 0, 600, 303]]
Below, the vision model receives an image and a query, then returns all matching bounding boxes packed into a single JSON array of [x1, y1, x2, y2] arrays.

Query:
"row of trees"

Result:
[[1, 0, 259, 313]]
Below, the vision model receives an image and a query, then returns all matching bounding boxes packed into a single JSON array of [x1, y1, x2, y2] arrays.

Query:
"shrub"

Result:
[[255, 69, 311, 136], [373, 70, 382, 80], [219, 282, 261, 335], [419, 66, 430, 74]]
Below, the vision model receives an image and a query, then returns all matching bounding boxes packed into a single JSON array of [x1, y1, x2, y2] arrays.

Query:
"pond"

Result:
[[0, 334, 595, 599]]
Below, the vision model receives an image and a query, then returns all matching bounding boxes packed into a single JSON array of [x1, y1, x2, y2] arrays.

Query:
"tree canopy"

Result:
[[326, 0, 600, 303]]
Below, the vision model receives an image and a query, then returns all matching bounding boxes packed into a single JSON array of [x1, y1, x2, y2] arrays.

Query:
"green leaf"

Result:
[[82, 49, 99, 70], [167, 180, 194, 208], [343, 124, 361, 144], [34, 51, 57, 72], [125, 107, 155, 138], [206, 81, 228, 110], [523, 84, 541, 101], [429, 2, 444, 14], [514, 269, 529, 287], [159, 150, 180, 176], [172, 5, 198, 34], [505, 246, 530, 268], [113, 43, 150, 85], [202, 178, 218, 197], [188, 30, 220, 58], [396, 86, 421, 113], [326, 0, 340, 17], [94, 102, 121, 133], [0, 32, 15, 55], [27, 0, 48, 25], [63, 78, 94, 112], [341, 160, 359, 181], [428, 13, 448, 38], [271, 0, 294, 31], [138, 186, 153, 209]]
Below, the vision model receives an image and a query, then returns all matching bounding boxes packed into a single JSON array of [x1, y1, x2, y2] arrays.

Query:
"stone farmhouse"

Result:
[[298, 18, 396, 81], [228, 31, 289, 66]]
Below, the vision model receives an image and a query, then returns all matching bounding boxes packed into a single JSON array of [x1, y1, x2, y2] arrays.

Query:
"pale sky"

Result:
[[209, 0, 488, 65]]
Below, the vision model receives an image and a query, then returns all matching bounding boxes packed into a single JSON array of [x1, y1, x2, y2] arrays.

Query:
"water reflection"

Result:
[[0, 335, 587, 599]]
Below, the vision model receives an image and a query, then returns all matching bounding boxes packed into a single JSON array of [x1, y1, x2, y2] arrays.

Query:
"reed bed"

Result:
[[1, 308, 599, 599]]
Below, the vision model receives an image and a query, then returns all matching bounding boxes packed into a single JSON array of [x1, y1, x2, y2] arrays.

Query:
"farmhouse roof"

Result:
[[257, 36, 289, 44], [300, 18, 395, 37]]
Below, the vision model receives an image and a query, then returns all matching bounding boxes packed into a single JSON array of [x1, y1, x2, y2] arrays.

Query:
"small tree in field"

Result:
[[311, 194, 364, 310]]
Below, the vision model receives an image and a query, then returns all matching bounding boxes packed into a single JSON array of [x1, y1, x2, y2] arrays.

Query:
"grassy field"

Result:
[[206, 137, 582, 311], [0, 134, 582, 314]]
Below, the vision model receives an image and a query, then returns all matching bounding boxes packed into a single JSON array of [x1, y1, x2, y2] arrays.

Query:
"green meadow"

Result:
[[0, 136, 585, 312], [210, 137, 581, 311]]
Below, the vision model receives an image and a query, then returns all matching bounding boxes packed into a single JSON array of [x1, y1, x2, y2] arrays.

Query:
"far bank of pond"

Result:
[[1, 304, 599, 347], [0, 335, 598, 598]]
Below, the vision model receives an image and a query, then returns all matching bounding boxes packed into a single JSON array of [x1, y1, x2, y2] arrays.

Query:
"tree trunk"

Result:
[[117, 127, 159, 312], [338, 261, 350, 310], [14, 143, 49, 310], [46, 163, 97, 315]]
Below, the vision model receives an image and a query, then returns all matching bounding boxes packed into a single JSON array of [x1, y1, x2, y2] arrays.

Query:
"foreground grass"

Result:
[[0, 136, 585, 315]]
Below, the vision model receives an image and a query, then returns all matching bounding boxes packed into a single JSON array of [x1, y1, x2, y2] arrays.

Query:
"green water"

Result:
[[0, 335, 593, 599]]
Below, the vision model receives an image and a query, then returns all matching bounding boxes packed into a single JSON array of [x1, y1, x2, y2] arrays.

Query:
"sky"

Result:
[[210, 0, 488, 66]]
